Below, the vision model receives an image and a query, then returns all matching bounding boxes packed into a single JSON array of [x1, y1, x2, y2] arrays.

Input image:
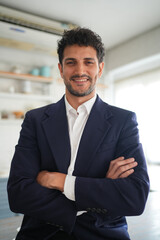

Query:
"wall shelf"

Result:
[[0, 71, 53, 83], [0, 119, 23, 125], [0, 92, 53, 102]]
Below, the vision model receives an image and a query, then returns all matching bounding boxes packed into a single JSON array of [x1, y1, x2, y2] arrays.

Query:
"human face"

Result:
[[58, 45, 104, 99]]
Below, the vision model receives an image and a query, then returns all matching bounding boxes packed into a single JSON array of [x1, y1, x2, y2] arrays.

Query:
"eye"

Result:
[[85, 61, 94, 65], [66, 61, 75, 65], [84, 58, 95, 65]]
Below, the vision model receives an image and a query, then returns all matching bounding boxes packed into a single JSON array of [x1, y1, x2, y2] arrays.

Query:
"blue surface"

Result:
[[0, 178, 17, 219]]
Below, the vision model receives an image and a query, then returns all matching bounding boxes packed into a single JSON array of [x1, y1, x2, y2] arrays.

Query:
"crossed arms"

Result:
[[36, 156, 138, 192]]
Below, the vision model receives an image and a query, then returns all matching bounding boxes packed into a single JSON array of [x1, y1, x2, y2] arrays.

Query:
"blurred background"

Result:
[[0, 0, 160, 239]]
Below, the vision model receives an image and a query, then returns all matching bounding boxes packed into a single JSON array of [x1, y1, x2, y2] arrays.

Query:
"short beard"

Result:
[[65, 82, 95, 97]]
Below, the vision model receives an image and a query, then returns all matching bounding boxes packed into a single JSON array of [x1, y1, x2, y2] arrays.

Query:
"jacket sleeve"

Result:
[[7, 111, 77, 233], [75, 112, 150, 216]]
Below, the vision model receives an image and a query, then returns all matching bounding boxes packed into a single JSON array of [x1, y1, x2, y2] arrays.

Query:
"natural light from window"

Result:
[[114, 68, 160, 190]]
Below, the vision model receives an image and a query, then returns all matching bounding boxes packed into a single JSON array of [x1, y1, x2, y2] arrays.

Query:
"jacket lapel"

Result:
[[42, 97, 71, 173], [73, 96, 113, 176]]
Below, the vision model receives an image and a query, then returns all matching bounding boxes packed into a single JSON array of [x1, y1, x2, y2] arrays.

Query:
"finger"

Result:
[[106, 157, 127, 178], [119, 169, 134, 178], [112, 156, 125, 163], [112, 157, 135, 166], [115, 161, 138, 177], [109, 157, 135, 176]]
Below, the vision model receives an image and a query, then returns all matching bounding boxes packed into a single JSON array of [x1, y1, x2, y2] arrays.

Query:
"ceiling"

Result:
[[0, 0, 160, 49]]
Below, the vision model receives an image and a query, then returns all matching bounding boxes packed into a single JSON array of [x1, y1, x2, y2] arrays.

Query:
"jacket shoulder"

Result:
[[98, 96, 135, 117], [108, 104, 135, 117], [25, 97, 65, 119]]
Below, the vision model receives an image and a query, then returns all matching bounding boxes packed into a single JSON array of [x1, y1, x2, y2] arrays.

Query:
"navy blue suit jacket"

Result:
[[7, 95, 149, 240]]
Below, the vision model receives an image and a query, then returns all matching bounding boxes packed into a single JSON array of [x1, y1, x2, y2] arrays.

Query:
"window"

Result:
[[114, 68, 160, 164]]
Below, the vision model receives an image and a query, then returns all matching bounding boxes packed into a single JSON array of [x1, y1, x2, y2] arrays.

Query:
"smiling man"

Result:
[[8, 28, 149, 240]]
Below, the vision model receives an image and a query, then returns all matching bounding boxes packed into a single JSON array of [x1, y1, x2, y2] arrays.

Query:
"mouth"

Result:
[[70, 75, 91, 83], [72, 78, 88, 83]]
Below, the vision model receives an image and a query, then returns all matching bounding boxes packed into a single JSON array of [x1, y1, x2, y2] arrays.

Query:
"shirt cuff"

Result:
[[63, 174, 76, 201]]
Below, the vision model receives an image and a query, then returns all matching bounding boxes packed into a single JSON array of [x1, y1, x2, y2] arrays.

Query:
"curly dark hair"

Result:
[[57, 27, 105, 65]]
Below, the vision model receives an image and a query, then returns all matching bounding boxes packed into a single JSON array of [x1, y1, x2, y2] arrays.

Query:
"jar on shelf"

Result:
[[21, 80, 32, 94]]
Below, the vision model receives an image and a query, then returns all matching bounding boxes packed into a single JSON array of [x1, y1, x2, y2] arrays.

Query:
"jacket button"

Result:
[[102, 209, 107, 213], [59, 226, 63, 231], [96, 208, 101, 213], [87, 208, 91, 211]]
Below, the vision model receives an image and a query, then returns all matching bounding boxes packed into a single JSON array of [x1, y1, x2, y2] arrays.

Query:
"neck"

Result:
[[65, 90, 95, 110]]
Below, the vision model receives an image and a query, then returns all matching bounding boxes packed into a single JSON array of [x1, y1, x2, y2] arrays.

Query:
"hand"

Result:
[[106, 156, 138, 179], [36, 171, 66, 192]]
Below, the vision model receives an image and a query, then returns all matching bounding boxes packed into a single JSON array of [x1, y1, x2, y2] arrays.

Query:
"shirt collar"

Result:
[[65, 94, 97, 115]]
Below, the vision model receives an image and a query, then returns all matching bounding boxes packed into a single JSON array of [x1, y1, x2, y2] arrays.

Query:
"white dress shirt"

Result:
[[63, 95, 97, 203]]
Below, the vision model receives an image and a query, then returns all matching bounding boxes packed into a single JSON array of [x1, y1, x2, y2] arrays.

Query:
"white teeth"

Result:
[[74, 79, 87, 82]]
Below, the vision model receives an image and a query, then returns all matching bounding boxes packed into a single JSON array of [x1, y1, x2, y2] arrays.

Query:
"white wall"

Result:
[[105, 25, 160, 72]]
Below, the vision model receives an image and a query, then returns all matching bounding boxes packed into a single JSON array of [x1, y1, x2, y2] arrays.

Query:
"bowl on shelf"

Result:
[[12, 111, 24, 119]]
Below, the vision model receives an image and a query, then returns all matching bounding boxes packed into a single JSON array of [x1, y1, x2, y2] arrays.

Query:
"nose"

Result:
[[75, 62, 85, 75]]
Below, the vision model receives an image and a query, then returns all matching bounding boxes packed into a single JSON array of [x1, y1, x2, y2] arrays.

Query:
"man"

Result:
[[8, 28, 149, 240]]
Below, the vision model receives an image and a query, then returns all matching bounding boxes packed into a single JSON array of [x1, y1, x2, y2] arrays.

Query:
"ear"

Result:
[[58, 63, 63, 78], [98, 62, 104, 78]]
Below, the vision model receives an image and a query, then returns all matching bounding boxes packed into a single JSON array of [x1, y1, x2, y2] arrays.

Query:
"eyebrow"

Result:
[[64, 57, 96, 62]]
